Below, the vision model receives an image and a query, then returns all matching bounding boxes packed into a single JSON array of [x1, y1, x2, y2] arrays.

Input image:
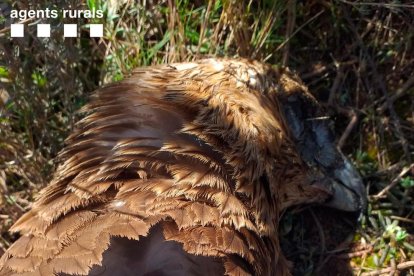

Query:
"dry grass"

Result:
[[0, 1, 413, 275]]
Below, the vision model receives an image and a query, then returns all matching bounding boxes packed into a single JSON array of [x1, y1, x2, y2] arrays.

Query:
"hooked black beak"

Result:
[[324, 155, 367, 214]]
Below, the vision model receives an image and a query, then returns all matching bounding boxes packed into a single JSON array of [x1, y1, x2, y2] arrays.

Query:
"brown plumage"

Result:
[[0, 58, 366, 276]]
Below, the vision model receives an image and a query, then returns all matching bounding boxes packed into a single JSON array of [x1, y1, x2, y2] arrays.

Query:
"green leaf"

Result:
[[87, 0, 97, 12], [400, 176, 414, 189], [395, 229, 408, 242], [31, 71, 47, 88], [147, 31, 171, 60], [0, 66, 9, 78]]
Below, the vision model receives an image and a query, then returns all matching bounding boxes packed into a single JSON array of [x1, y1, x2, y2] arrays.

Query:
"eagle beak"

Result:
[[324, 156, 367, 214]]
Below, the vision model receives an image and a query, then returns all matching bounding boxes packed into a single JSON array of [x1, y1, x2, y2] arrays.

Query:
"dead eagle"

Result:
[[0, 58, 366, 276]]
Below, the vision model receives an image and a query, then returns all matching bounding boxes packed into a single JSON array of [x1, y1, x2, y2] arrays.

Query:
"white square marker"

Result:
[[64, 24, 77, 37], [89, 24, 103, 37], [37, 24, 50, 37], [11, 24, 24, 37]]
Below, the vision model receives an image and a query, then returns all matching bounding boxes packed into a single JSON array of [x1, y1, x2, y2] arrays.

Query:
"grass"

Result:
[[0, 0, 413, 275]]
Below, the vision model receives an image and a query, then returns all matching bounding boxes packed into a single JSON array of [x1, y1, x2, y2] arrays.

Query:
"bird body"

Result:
[[0, 58, 365, 276]]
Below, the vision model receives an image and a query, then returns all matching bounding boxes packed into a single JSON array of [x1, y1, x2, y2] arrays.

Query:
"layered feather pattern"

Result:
[[0, 58, 334, 276]]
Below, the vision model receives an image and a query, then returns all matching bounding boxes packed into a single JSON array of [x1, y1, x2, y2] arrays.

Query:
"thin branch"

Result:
[[339, 1, 414, 9], [390, 215, 414, 224], [266, 10, 324, 61], [360, 260, 414, 276], [373, 164, 414, 199], [328, 64, 344, 106], [377, 75, 414, 113], [343, 7, 411, 162], [338, 109, 359, 149], [282, 0, 296, 66]]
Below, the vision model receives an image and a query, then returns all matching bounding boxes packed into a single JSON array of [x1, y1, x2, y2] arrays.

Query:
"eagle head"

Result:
[[277, 71, 367, 213], [170, 59, 366, 230]]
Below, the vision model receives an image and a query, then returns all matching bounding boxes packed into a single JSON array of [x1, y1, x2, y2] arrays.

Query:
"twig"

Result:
[[0, 231, 9, 243], [282, 0, 296, 66], [390, 215, 414, 224], [360, 260, 414, 276], [339, 0, 414, 9], [343, 7, 411, 162], [0, 170, 7, 193], [268, 10, 324, 61], [388, 258, 396, 276], [328, 63, 344, 106], [337, 248, 372, 259], [338, 108, 359, 149], [373, 164, 414, 199], [377, 75, 414, 113], [325, 104, 361, 149], [363, 163, 402, 179], [301, 59, 358, 81], [301, 65, 329, 80], [196, 0, 214, 56], [0, 18, 36, 37]]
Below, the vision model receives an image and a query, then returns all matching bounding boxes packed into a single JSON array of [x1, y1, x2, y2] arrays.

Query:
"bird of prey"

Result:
[[0, 58, 366, 276]]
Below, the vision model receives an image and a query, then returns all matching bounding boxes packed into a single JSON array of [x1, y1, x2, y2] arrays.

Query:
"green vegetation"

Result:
[[0, 1, 413, 275]]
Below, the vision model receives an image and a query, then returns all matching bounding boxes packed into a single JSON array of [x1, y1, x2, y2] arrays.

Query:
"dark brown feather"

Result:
[[0, 58, 336, 276]]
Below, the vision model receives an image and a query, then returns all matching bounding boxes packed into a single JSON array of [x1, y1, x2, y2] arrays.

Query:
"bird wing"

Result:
[[0, 62, 264, 276]]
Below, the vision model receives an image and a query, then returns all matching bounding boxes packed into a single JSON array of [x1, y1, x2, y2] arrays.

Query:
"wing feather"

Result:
[[1, 59, 308, 276]]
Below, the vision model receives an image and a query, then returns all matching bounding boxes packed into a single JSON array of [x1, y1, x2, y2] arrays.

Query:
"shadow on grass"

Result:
[[281, 207, 360, 275]]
